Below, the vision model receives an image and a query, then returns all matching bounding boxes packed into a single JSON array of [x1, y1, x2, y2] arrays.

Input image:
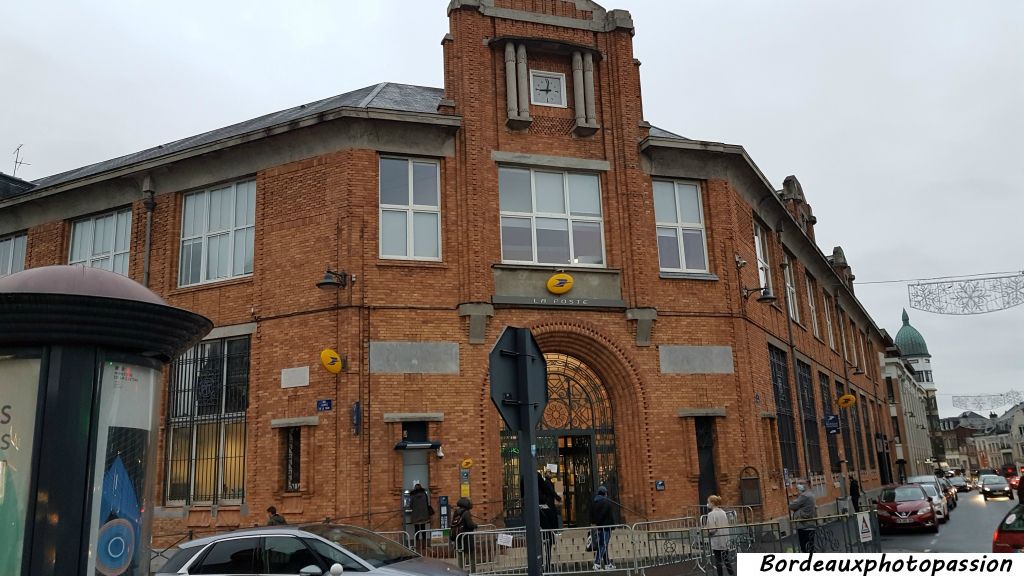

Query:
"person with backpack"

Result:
[[450, 497, 478, 568], [590, 486, 616, 571]]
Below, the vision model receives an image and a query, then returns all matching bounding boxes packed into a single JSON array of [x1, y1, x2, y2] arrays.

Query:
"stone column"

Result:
[[583, 51, 597, 124], [572, 51, 586, 126], [505, 42, 519, 119], [516, 44, 530, 119]]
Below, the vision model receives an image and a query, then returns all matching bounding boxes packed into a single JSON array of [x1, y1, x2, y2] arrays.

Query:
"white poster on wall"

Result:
[[0, 357, 42, 576]]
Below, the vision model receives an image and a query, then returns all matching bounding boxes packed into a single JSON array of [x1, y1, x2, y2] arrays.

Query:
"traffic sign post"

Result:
[[490, 327, 547, 576]]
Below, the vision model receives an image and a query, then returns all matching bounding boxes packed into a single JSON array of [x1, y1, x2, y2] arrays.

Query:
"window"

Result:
[[839, 311, 850, 361], [305, 539, 368, 572], [284, 427, 301, 492], [819, 373, 840, 473], [806, 275, 820, 338], [264, 537, 320, 574], [769, 345, 800, 476], [753, 222, 773, 294], [0, 233, 26, 277], [863, 397, 876, 468], [529, 70, 567, 107], [836, 382, 854, 471], [653, 180, 708, 272], [179, 180, 255, 286], [499, 167, 604, 266], [823, 293, 836, 349], [166, 337, 250, 504], [379, 157, 440, 260], [70, 208, 132, 275], [851, 396, 866, 471], [783, 254, 800, 322], [797, 361, 822, 474], [193, 538, 258, 574]]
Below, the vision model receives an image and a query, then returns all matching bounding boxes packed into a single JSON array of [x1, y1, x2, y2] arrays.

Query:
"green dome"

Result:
[[894, 309, 930, 357]]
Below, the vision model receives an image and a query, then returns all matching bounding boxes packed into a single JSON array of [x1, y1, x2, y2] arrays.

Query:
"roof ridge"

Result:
[[358, 82, 390, 108]]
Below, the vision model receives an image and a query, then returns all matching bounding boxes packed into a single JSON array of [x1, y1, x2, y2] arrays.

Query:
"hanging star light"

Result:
[[908, 273, 1024, 315]]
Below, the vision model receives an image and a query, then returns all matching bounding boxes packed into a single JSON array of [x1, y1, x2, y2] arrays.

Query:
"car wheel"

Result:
[[929, 524, 939, 534], [985, 496, 989, 501]]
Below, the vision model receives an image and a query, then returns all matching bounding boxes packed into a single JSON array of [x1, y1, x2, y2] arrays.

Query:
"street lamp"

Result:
[[316, 269, 354, 289]]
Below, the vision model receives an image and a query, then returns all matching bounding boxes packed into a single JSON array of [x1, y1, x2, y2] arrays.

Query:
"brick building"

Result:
[[0, 0, 894, 541]]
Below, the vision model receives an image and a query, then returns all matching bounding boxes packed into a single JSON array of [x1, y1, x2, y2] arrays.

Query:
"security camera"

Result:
[[436, 446, 445, 459], [734, 255, 747, 269]]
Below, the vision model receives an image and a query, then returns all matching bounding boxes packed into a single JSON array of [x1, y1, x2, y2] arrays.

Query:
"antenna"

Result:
[[12, 145, 31, 177]]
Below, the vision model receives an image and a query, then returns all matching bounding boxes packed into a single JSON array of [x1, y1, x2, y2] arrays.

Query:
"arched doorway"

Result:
[[501, 353, 617, 527]]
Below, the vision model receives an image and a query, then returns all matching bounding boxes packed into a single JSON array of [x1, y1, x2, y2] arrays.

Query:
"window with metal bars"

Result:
[[851, 399, 866, 472], [863, 397, 876, 468], [284, 427, 301, 492], [818, 373, 840, 473], [165, 336, 250, 504], [769, 346, 800, 477], [797, 361, 822, 474]]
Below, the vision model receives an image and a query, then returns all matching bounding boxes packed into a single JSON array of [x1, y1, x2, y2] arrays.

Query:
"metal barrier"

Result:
[[682, 505, 757, 525], [377, 530, 413, 549]]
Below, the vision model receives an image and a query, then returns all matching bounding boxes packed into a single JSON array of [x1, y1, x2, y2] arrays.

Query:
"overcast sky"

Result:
[[3, 1, 1022, 417]]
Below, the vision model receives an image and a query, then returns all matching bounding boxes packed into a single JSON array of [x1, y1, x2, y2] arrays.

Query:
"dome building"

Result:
[[894, 309, 944, 467]]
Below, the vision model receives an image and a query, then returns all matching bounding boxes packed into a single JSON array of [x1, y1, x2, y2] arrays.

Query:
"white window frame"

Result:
[[69, 208, 132, 276], [0, 232, 27, 277], [529, 70, 568, 108], [823, 293, 836, 349], [753, 222, 773, 294], [378, 157, 442, 261], [499, 167, 606, 267], [178, 179, 256, 287], [654, 179, 710, 273], [806, 275, 820, 338], [783, 254, 800, 322], [838, 310, 850, 361]]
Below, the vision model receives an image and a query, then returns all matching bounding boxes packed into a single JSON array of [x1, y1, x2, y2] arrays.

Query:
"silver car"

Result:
[[156, 523, 467, 576]]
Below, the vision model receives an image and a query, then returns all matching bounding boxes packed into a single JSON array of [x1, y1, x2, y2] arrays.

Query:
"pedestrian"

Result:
[[450, 497, 478, 569], [591, 485, 616, 571], [266, 506, 286, 526], [788, 483, 817, 553], [705, 495, 735, 576], [541, 469, 564, 528], [849, 476, 861, 512], [409, 480, 434, 550], [537, 471, 560, 570]]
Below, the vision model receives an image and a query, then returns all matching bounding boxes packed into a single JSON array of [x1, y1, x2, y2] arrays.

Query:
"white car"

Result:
[[918, 484, 948, 524]]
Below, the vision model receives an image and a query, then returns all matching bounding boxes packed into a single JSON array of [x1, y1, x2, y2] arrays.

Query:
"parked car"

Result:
[[918, 483, 948, 523], [983, 476, 1015, 501], [1010, 476, 1020, 489], [156, 524, 467, 576], [876, 485, 938, 533], [907, 475, 957, 510], [993, 504, 1024, 552], [948, 476, 970, 492]]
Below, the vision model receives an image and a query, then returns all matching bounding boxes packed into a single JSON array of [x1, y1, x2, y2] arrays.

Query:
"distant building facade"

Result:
[[883, 340, 931, 480]]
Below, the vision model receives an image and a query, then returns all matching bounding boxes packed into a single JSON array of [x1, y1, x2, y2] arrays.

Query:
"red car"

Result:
[[876, 484, 938, 533], [1010, 476, 1019, 489], [993, 504, 1024, 552]]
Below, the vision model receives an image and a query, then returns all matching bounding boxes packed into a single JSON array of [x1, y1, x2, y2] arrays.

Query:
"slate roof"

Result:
[[26, 83, 447, 195], [16, 80, 688, 200], [0, 173, 35, 201]]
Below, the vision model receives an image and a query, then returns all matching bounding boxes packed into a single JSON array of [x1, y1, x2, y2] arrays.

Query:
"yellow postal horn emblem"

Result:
[[546, 273, 574, 295]]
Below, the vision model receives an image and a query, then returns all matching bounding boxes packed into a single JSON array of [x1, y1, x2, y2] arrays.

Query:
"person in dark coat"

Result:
[[266, 506, 286, 526], [452, 497, 478, 567], [409, 481, 434, 549], [849, 476, 861, 512], [591, 485, 616, 571]]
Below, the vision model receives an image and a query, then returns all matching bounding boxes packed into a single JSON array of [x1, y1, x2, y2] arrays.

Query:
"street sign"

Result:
[[824, 414, 841, 435], [857, 512, 873, 542], [489, 327, 548, 431], [316, 399, 333, 412]]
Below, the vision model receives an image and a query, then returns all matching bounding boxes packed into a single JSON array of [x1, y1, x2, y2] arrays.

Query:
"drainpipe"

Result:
[[777, 229, 814, 499], [142, 175, 156, 287]]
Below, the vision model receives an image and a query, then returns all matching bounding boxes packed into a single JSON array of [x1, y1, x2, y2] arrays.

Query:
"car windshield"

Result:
[[302, 524, 418, 568], [921, 484, 939, 498], [906, 476, 939, 485], [881, 487, 924, 502], [985, 477, 1008, 486], [949, 478, 966, 486]]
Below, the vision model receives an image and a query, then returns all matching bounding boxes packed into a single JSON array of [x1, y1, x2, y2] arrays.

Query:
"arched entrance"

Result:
[[501, 353, 617, 527]]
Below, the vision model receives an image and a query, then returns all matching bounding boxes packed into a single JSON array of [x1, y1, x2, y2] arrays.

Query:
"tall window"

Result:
[[653, 180, 708, 272], [836, 382, 854, 471], [769, 345, 800, 476], [379, 157, 440, 260], [166, 337, 250, 504], [783, 254, 800, 322], [0, 233, 27, 277], [753, 222, 772, 294], [839, 311, 850, 361], [797, 361, 822, 474], [863, 397, 876, 468], [283, 427, 301, 492], [851, 396, 866, 471], [179, 180, 256, 286], [70, 208, 132, 276], [499, 167, 604, 266], [806, 275, 820, 338], [819, 373, 840, 473], [823, 293, 836, 349]]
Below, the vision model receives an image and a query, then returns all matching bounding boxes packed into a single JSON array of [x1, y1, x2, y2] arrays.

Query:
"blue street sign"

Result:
[[316, 399, 333, 412], [824, 414, 841, 435]]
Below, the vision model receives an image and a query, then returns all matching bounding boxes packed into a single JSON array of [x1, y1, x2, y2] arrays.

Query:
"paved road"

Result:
[[880, 489, 1018, 553]]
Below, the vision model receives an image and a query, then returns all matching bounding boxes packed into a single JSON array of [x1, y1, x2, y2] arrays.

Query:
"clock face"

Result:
[[532, 73, 564, 106]]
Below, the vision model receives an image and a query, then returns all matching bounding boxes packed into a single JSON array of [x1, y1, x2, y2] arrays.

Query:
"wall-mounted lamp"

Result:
[[316, 269, 354, 290], [741, 285, 777, 304]]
